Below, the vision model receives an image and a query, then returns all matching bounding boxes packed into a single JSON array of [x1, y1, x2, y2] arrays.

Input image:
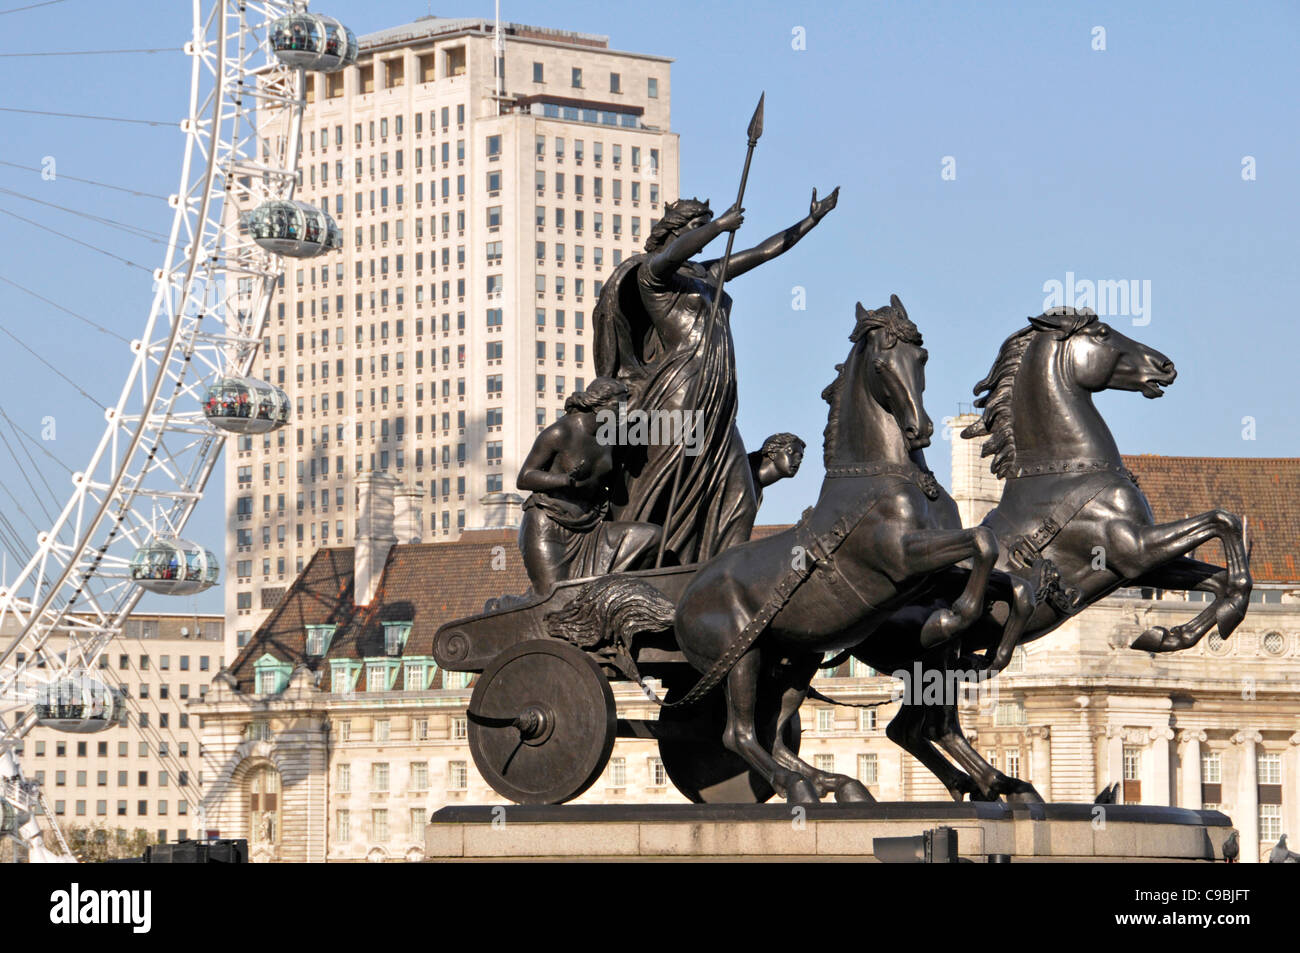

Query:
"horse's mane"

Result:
[[822, 295, 920, 465], [821, 363, 846, 466], [961, 308, 1098, 478]]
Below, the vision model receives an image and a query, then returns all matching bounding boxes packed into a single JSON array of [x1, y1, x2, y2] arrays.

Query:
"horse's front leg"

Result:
[[769, 655, 873, 803], [721, 649, 817, 803], [894, 526, 998, 649], [1105, 511, 1251, 652]]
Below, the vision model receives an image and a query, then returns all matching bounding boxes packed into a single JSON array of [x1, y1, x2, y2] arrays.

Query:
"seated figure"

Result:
[[747, 432, 806, 508], [517, 377, 663, 594]]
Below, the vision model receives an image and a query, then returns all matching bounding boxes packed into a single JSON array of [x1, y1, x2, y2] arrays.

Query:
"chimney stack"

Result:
[[480, 491, 524, 529], [394, 485, 424, 544], [355, 472, 399, 607], [948, 412, 1002, 528]]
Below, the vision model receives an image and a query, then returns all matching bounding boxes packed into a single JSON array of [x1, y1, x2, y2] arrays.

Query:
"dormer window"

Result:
[[252, 654, 292, 696], [305, 624, 337, 657], [365, 658, 401, 692], [383, 621, 412, 656]]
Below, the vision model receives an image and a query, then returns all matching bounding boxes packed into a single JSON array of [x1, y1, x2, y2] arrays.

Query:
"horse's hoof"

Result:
[[785, 779, 819, 804], [1131, 626, 1170, 652], [835, 780, 874, 803]]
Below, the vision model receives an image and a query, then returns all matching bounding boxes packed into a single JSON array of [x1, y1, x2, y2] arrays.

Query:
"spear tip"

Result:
[[747, 91, 765, 142]]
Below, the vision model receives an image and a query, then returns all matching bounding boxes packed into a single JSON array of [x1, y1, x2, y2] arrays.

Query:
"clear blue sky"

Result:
[[0, 0, 1295, 614]]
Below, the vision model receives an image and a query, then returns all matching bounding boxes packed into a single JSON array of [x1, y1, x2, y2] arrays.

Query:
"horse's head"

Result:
[[1031, 308, 1177, 399], [853, 295, 933, 449]]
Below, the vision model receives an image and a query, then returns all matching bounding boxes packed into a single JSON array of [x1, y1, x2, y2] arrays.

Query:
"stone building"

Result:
[[2, 612, 224, 849], [224, 14, 679, 656], [197, 423, 1300, 862]]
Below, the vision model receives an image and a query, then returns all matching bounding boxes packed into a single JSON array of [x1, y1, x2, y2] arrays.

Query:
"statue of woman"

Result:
[[594, 188, 838, 563], [517, 377, 662, 594]]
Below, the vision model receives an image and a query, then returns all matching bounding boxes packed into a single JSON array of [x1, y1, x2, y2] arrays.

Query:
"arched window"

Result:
[[247, 764, 281, 846]]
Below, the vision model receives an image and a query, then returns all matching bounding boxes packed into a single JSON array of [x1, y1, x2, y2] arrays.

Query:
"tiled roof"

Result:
[[228, 533, 532, 694], [1122, 455, 1300, 584]]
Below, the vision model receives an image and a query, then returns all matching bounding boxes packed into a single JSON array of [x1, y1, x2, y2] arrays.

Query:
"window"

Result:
[[647, 757, 666, 787], [608, 757, 627, 788], [532, 61, 543, 83], [814, 754, 836, 773], [1260, 804, 1283, 842], [451, 716, 468, 741], [857, 753, 878, 785], [414, 718, 429, 741], [376, 719, 391, 743], [859, 708, 877, 731], [372, 763, 390, 792], [372, 808, 389, 842], [571, 67, 582, 88], [1005, 749, 1021, 777], [648, 76, 659, 98], [1258, 752, 1281, 784], [817, 709, 835, 733], [1122, 747, 1142, 804], [1201, 751, 1221, 783], [410, 762, 428, 791], [994, 701, 1026, 726], [609, 72, 621, 93], [448, 761, 468, 790], [411, 807, 427, 833], [337, 810, 350, 841]]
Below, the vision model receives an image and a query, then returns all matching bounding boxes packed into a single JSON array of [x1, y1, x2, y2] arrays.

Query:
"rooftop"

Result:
[[360, 16, 609, 53], [1122, 455, 1300, 584]]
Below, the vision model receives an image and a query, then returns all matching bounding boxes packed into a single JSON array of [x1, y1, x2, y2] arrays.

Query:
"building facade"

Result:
[[197, 428, 1300, 862], [3, 612, 224, 851], [224, 15, 679, 657]]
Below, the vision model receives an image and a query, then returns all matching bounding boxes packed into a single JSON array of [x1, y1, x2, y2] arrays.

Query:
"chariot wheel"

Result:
[[657, 677, 801, 803], [467, 639, 617, 804]]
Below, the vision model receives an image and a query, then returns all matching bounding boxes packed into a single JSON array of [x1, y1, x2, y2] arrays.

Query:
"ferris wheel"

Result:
[[0, 1, 357, 861]]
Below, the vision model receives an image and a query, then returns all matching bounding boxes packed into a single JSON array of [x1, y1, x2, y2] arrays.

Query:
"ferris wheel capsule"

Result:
[[31, 672, 127, 734], [0, 797, 15, 833], [129, 536, 220, 595], [269, 13, 358, 72], [246, 199, 340, 258], [203, 376, 291, 434]]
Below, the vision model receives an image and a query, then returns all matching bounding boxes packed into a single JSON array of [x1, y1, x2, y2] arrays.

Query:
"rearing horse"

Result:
[[672, 296, 1034, 803], [865, 307, 1252, 802]]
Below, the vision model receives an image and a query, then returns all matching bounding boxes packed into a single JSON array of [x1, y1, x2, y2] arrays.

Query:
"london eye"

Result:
[[0, 1, 354, 861]]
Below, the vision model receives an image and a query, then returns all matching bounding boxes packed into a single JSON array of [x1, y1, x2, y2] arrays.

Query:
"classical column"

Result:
[[1105, 726, 1124, 794], [1026, 726, 1051, 800], [1232, 730, 1262, 864], [1178, 730, 1207, 809], [1149, 726, 1175, 806]]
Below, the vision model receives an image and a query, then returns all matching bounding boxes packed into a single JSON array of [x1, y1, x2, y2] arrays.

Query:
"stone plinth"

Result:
[[427, 802, 1235, 862]]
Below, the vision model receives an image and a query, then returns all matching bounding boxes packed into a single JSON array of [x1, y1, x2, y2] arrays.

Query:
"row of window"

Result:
[[528, 62, 659, 100], [336, 807, 429, 844], [31, 768, 190, 788], [49, 800, 190, 818], [30, 740, 191, 760]]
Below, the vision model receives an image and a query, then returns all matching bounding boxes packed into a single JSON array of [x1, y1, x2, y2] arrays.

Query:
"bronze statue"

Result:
[[861, 308, 1253, 802], [670, 298, 1037, 802], [748, 432, 806, 508], [442, 99, 1255, 810], [594, 188, 839, 564], [516, 378, 662, 594]]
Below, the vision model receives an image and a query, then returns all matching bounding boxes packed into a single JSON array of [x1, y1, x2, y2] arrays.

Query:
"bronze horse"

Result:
[[672, 297, 1036, 803], [865, 307, 1252, 801]]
